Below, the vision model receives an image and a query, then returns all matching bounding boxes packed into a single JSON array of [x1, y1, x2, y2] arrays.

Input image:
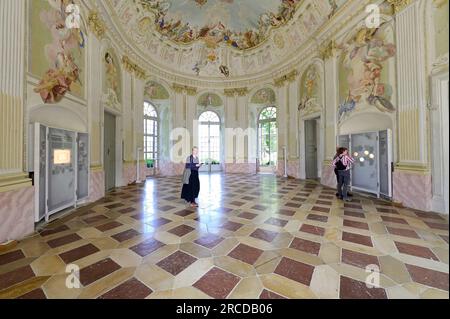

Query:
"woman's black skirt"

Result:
[[181, 170, 200, 203]]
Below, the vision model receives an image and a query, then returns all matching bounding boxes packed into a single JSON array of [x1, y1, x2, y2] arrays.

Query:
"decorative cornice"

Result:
[[387, 0, 413, 13], [394, 163, 430, 175], [122, 56, 146, 79], [274, 70, 298, 87], [90, 165, 104, 173], [172, 84, 197, 96], [223, 87, 249, 97], [87, 11, 106, 39]]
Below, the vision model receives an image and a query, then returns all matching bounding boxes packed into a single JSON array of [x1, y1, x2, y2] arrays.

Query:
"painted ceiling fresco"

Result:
[[140, 0, 301, 50]]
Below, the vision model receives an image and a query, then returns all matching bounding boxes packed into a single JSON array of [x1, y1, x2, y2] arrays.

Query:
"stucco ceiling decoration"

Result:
[[139, 0, 301, 50], [103, 0, 349, 80]]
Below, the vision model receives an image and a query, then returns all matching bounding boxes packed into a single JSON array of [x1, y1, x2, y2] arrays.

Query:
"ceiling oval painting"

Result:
[[139, 0, 301, 50]]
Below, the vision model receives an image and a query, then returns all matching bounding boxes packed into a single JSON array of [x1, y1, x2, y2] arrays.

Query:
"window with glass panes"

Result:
[[143, 102, 158, 166], [198, 111, 220, 164], [258, 106, 277, 167]]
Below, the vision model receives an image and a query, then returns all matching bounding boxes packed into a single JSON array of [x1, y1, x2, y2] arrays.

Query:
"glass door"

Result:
[[350, 132, 379, 194]]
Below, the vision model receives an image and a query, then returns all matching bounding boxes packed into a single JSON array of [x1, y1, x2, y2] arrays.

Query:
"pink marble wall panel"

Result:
[[159, 161, 185, 176], [321, 165, 337, 189], [0, 186, 34, 243], [88, 170, 105, 203], [287, 160, 300, 179], [122, 163, 136, 185], [224, 163, 257, 174], [393, 171, 432, 212]]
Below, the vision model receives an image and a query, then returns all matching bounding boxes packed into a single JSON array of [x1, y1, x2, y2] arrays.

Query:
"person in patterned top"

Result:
[[331, 147, 355, 202]]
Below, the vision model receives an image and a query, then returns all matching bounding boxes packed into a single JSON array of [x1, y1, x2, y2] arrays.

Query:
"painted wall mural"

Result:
[[144, 81, 170, 100], [30, 0, 86, 103], [198, 93, 223, 107], [250, 88, 276, 105], [338, 22, 396, 123], [298, 64, 321, 114], [102, 51, 121, 108], [140, 0, 301, 50]]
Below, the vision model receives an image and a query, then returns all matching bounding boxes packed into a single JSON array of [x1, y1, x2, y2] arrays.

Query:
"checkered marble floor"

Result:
[[0, 173, 448, 299]]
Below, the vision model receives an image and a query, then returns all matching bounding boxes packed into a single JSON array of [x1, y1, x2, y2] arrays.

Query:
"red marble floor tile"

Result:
[[174, 209, 195, 217], [193, 267, 240, 299], [343, 219, 369, 230], [157, 251, 197, 276], [228, 244, 263, 265], [381, 216, 409, 225], [118, 207, 136, 214], [299, 224, 325, 237], [251, 204, 268, 211], [319, 195, 334, 200], [285, 202, 302, 208], [344, 210, 366, 219], [39, 225, 70, 237], [311, 206, 330, 213], [0, 249, 25, 266], [291, 197, 307, 202], [158, 205, 176, 211], [111, 229, 140, 242], [241, 196, 255, 201], [250, 228, 278, 242], [16, 288, 47, 299], [95, 221, 123, 232], [104, 203, 125, 209], [83, 215, 108, 224], [424, 221, 449, 231], [342, 249, 379, 269], [259, 289, 286, 299], [0, 265, 35, 290], [98, 277, 153, 299], [307, 214, 328, 223], [47, 233, 82, 248], [395, 242, 439, 261], [220, 221, 243, 232], [194, 234, 224, 249], [344, 203, 363, 210], [79, 258, 121, 286], [149, 217, 172, 227], [59, 244, 100, 264], [277, 209, 296, 217], [290, 237, 321, 255], [237, 212, 258, 220], [274, 257, 314, 286], [406, 264, 449, 291], [342, 232, 373, 247], [440, 235, 449, 244], [340, 276, 387, 299], [168, 225, 195, 237], [415, 211, 445, 221], [265, 218, 288, 227], [376, 207, 398, 214], [386, 226, 420, 239], [316, 200, 332, 206], [230, 201, 245, 207], [130, 238, 165, 257]]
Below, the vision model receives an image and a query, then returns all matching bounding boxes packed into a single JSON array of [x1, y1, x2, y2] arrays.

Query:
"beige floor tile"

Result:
[[135, 263, 174, 292], [31, 254, 66, 276], [228, 276, 263, 299], [309, 265, 340, 299], [213, 256, 256, 277], [109, 248, 143, 268], [259, 274, 317, 299], [379, 255, 412, 284], [77, 267, 135, 298]]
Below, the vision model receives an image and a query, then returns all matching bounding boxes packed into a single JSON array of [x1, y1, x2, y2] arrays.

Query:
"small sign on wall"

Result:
[[54, 149, 71, 165]]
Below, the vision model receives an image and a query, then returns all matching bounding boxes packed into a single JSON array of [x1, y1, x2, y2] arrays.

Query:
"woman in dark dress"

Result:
[[181, 147, 202, 207]]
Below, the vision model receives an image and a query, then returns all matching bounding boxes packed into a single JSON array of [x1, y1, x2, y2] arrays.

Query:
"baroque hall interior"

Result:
[[0, 0, 448, 300]]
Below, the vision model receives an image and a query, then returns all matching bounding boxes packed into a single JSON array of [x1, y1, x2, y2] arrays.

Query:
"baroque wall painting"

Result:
[[198, 93, 223, 108], [144, 81, 170, 101], [250, 88, 276, 105], [30, 0, 86, 103], [298, 64, 322, 115], [338, 22, 396, 123], [102, 50, 121, 108]]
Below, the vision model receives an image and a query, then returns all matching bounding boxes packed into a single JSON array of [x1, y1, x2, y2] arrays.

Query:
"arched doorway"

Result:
[[198, 111, 221, 172], [258, 106, 277, 173]]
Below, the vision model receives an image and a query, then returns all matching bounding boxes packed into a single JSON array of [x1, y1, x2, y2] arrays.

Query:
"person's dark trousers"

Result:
[[337, 170, 351, 200]]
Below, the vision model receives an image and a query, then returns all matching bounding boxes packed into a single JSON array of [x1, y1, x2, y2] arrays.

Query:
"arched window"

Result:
[[258, 106, 277, 168], [143, 101, 158, 166], [198, 111, 220, 165]]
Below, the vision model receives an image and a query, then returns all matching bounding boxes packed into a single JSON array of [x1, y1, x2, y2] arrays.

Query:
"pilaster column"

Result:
[[224, 91, 237, 164], [275, 82, 288, 176], [236, 90, 248, 163], [392, 0, 432, 211]]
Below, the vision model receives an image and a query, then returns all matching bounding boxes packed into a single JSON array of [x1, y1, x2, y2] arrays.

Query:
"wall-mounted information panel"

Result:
[[29, 123, 89, 223]]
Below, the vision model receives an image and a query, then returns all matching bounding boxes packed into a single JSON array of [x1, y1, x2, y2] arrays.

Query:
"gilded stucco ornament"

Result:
[[386, 0, 413, 13], [122, 56, 146, 79], [87, 11, 106, 39]]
